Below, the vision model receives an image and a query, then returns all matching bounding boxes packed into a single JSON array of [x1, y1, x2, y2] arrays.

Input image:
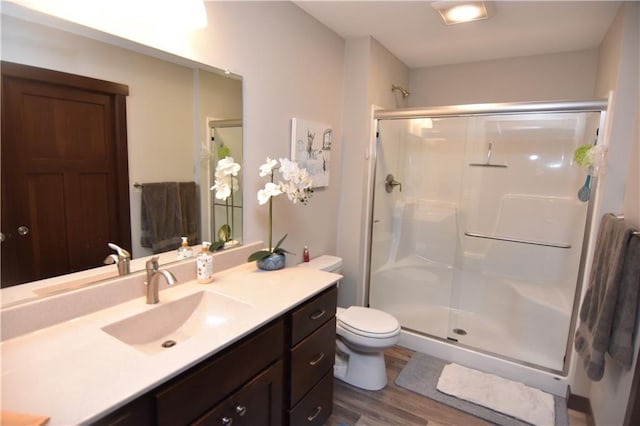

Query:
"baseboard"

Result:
[[568, 393, 595, 426]]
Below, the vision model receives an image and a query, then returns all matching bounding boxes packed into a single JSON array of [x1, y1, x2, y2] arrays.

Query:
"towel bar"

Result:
[[615, 214, 640, 235], [464, 232, 571, 249]]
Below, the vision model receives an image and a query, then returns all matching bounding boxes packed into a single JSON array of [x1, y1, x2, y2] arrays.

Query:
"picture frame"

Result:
[[291, 118, 332, 188]]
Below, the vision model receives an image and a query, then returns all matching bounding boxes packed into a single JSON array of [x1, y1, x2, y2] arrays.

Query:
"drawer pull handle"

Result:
[[310, 309, 326, 320], [307, 406, 322, 422], [309, 352, 325, 366], [235, 405, 247, 416], [222, 417, 233, 425]]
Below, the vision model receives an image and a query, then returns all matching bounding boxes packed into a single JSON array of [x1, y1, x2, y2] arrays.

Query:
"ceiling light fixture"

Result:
[[431, 1, 493, 25]]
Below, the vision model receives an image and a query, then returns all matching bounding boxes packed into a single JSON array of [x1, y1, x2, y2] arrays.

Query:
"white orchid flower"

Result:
[[259, 157, 278, 177], [212, 157, 241, 201], [214, 182, 231, 200], [217, 156, 241, 176], [258, 182, 282, 205], [279, 158, 299, 183]]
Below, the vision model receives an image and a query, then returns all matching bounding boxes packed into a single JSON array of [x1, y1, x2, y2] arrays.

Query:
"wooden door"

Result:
[[1, 62, 131, 287]]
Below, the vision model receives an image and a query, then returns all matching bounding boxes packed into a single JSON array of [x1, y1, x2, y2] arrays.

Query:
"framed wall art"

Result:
[[291, 118, 332, 188]]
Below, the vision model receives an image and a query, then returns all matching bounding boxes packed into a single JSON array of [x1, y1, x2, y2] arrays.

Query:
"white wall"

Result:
[[337, 37, 409, 307], [409, 50, 598, 106], [199, 2, 346, 265], [3, 1, 345, 267]]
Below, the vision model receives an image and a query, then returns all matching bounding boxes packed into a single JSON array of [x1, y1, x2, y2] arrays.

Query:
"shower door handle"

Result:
[[385, 174, 402, 193]]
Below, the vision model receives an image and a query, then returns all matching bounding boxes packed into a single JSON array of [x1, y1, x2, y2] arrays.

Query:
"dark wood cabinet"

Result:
[[91, 284, 337, 426], [91, 395, 153, 426], [194, 360, 283, 426], [154, 319, 284, 426], [286, 286, 337, 425]]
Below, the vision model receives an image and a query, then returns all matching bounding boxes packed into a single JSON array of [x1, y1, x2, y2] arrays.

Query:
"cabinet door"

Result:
[[155, 319, 284, 426], [91, 395, 153, 426], [290, 286, 337, 346], [290, 318, 336, 406], [289, 371, 333, 426], [194, 360, 283, 426]]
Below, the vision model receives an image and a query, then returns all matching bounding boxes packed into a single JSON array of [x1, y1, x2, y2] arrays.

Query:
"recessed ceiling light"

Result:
[[431, 1, 492, 25]]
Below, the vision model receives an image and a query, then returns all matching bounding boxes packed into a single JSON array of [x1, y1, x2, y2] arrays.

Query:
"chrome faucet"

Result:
[[104, 243, 131, 276], [145, 256, 177, 304]]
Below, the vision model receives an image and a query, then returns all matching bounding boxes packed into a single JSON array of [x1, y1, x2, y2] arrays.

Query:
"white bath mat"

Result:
[[437, 363, 555, 426]]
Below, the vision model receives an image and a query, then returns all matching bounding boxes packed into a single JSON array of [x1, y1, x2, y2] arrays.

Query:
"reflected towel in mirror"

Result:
[[140, 182, 199, 253]]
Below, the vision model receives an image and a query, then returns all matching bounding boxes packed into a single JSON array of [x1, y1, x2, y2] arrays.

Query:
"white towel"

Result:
[[437, 363, 555, 426]]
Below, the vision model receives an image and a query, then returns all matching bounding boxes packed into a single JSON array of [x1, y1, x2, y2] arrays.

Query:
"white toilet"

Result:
[[301, 255, 401, 391]]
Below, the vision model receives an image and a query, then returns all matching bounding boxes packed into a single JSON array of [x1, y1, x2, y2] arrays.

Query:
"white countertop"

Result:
[[1, 262, 340, 425]]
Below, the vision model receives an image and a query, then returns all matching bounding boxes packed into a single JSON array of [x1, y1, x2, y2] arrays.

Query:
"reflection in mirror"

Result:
[[207, 119, 243, 250], [0, 10, 243, 302]]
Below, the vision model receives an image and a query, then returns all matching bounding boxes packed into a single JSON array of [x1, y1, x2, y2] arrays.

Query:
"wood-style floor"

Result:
[[323, 346, 590, 426]]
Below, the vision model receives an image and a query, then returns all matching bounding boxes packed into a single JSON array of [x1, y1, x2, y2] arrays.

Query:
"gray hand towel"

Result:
[[178, 181, 199, 245], [574, 213, 637, 381], [140, 182, 183, 253], [609, 232, 640, 368]]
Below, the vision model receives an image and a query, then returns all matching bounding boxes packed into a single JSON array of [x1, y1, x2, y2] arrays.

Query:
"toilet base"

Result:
[[334, 340, 388, 391]]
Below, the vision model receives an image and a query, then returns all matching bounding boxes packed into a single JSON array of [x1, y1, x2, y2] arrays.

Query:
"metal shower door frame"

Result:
[[366, 98, 608, 375]]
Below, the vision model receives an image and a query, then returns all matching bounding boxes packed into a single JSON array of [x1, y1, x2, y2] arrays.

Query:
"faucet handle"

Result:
[[146, 256, 160, 272], [108, 243, 131, 260]]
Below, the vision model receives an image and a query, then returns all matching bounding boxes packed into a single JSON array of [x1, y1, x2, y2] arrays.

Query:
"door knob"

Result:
[[0, 232, 4, 242], [18, 226, 30, 236]]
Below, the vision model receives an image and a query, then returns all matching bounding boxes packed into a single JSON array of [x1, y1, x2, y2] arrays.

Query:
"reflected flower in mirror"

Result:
[[210, 156, 241, 250]]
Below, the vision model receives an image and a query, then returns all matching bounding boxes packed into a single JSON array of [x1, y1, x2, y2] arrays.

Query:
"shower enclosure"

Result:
[[368, 101, 605, 380]]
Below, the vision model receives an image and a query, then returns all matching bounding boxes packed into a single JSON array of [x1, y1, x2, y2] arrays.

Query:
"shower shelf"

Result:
[[464, 232, 571, 249]]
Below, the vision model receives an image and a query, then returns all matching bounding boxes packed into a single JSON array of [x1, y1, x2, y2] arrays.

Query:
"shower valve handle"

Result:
[[385, 174, 402, 193]]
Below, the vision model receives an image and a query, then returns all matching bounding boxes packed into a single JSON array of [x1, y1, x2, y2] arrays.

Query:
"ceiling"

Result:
[[293, 1, 622, 69]]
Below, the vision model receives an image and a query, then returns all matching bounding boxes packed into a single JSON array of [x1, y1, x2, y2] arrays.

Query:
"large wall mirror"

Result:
[[1, 8, 243, 303]]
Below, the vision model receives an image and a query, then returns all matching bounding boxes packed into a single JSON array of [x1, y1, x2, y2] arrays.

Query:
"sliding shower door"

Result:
[[369, 117, 468, 340], [369, 109, 601, 372]]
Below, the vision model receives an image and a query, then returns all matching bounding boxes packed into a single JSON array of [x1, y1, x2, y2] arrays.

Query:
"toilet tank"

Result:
[[300, 255, 343, 274]]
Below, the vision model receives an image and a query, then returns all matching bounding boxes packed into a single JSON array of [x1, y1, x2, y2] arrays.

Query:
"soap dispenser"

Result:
[[196, 242, 214, 283], [177, 237, 193, 260]]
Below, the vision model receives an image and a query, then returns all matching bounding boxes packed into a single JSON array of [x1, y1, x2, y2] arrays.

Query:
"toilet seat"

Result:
[[337, 306, 400, 339]]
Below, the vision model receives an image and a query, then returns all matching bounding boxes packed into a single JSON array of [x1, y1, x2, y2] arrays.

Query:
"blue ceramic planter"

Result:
[[256, 253, 285, 271]]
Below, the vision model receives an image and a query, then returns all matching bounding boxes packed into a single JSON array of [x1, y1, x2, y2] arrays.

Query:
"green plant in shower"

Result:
[[574, 145, 592, 167], [210, 154, 241, 251], [574, 142, 606, 173]]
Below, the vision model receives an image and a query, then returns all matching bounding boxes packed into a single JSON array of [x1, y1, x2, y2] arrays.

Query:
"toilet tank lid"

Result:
[[300, 255, 343, 272]]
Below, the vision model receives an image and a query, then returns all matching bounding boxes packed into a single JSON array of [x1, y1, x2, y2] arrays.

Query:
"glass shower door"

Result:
[[370, 109, 600, 373], [368, 117, 467, 340], [446, 112, 596, 371]]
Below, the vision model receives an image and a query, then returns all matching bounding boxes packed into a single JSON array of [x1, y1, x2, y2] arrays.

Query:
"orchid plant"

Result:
[[210, 156, 241, 250], [248, 157, 313, 262]]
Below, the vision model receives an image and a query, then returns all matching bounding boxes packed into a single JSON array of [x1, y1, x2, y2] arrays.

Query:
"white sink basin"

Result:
[[101, 291, 251, 354]]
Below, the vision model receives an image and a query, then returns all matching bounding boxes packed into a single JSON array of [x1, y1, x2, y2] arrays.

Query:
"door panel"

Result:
[[1, 62, 130, 287]]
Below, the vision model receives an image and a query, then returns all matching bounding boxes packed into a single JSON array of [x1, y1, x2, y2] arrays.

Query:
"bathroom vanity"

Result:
[[0, 255, 340, 425]]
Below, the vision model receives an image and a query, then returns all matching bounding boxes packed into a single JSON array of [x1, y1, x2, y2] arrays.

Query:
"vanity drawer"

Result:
[[155, 319, 284, 426], [289, 317, 336, 406], [291, 286, 337, 346], [193, 360, 283, 426], [288, 370, 333, 426]]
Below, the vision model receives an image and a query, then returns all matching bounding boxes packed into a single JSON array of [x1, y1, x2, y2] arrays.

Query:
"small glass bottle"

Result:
[[303, 246, 310, 263], [196, 242, 214, 283], [177, 237, 193, 260]]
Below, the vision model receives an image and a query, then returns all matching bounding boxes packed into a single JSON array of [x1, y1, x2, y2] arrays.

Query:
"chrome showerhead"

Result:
[[391, 84, 410, 98]]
